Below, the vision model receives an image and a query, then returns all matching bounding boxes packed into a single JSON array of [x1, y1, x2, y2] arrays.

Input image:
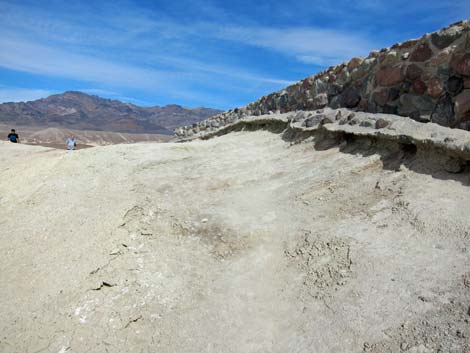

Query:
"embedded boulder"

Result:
[[341, 88, 362, 108], [450, 53, 470, 76], [409, 42, 433, 62], [431, 94, 455, 127], [376, 66, 404, 86], [446, 76, 464, 96]]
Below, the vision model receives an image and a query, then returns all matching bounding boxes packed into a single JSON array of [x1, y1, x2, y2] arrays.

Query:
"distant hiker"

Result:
[[66, 135, 77, 150], [7, 129, 19, 143]]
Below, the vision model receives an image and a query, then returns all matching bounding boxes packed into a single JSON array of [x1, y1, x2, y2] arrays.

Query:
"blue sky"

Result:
[[0, 0, 468, 109]]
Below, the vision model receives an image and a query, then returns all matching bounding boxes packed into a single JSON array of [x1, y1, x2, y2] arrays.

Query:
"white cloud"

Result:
[[0, 88, 54, 103]]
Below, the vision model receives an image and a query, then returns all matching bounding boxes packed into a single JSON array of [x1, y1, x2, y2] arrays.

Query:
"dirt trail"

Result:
[[0, 131, 469, 353]]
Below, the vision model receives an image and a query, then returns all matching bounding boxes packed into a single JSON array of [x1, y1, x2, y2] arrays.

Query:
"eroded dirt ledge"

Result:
[[178, 108, 470, 173]]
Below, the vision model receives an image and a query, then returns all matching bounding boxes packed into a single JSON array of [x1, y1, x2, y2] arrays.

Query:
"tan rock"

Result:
[[348, 57, 364, 71]]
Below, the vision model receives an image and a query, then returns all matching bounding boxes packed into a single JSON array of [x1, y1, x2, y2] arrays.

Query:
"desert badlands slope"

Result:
[[1, 109, 470, 353]]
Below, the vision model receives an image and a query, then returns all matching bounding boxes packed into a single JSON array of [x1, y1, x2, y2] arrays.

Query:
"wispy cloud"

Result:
[[0, 88, 55, 103], [0, 1, 375, 82], [0, 35, 179, 89], [212, 26, 376, 65], [151, 54, 295, 85], [0, 30, 294, 101]]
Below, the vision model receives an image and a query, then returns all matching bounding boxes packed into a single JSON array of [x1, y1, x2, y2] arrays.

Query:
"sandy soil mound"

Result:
[[0, 128, 469, 352]]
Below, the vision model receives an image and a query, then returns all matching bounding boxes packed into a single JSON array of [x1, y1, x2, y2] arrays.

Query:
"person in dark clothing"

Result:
[[7, 129, 19, 143]]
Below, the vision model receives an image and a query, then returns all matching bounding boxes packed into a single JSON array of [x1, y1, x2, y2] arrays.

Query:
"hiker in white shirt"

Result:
[[66, 136, 77, 150]]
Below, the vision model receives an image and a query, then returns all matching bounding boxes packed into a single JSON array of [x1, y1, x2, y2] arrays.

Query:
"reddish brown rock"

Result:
[[450, 53, 470, 76], [411, 79, 427, 94], [455, 90, 470, 120], [427, 78, 444, 98], [376, 66, 403, 86], [409, 42, 433, 62], [373, 89, 390, 106], [348, 57, 364, 71], [405, 64, 423, 81]]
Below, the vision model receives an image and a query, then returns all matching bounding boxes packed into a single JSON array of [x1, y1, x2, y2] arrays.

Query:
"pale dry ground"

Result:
[[0, 130, 469, 353], [0, 124, 170, 149]]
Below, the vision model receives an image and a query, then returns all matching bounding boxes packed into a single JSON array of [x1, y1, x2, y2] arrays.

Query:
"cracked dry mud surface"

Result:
[[0, 130, 470, 353]]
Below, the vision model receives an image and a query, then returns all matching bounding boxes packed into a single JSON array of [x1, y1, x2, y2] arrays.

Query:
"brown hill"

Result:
[[0, 91, 222, 135]]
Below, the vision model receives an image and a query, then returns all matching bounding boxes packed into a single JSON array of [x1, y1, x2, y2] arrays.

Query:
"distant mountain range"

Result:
[[0, 91, 222, 135]]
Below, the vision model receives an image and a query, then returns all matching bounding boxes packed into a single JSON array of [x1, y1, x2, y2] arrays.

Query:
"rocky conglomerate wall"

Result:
[[176, 21, 470, 138]]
